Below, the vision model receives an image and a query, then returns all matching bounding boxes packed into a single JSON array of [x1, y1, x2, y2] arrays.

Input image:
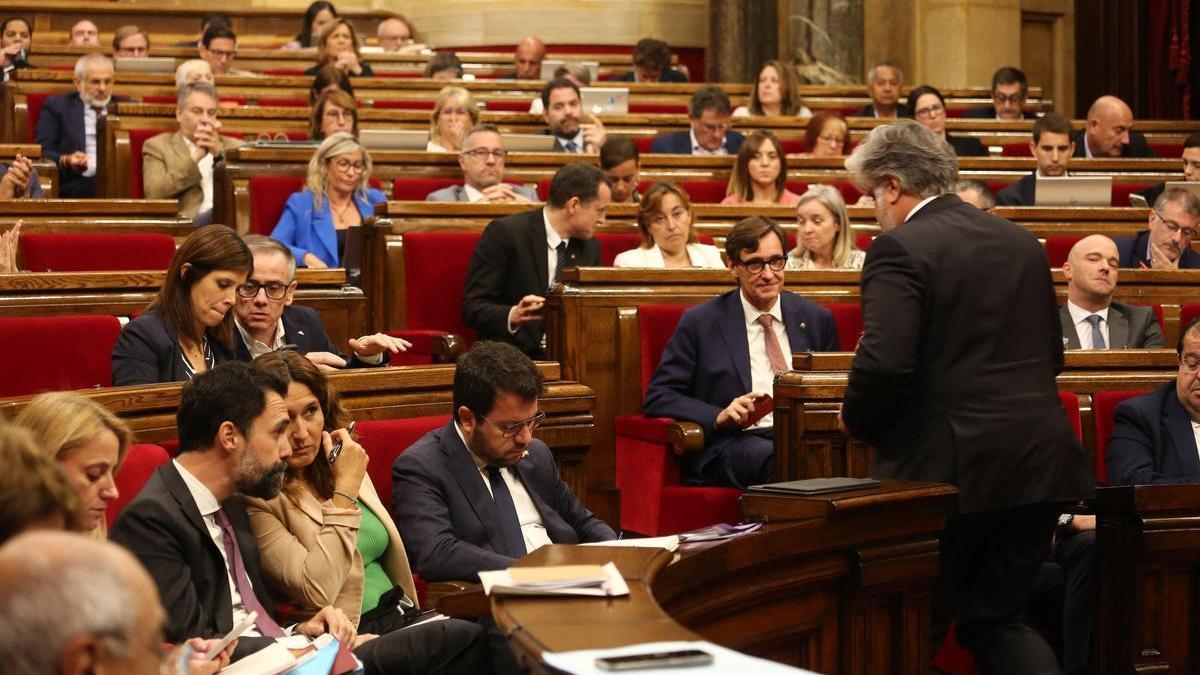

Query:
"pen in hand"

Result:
[[328, 421, 357, 464]]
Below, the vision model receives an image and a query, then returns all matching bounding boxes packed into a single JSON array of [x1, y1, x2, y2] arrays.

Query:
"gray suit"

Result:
[[1058, 301, 1165, 349], [425, 183, 539, 202]]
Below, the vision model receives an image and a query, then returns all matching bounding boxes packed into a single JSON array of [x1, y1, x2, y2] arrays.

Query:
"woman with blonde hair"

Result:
[[14, 392, 132, 537], [722, 130, 800, 206], [304, 17, 373, 77], [427, 86, 479, 152], [0, 422, 83, 544], [271, 132, 386, 269], [733, 60, 811, 118], [614, 182, 724, 268], [787, 184, 865, 270]]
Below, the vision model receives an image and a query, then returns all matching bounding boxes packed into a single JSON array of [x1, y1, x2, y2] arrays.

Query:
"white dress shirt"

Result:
[[454, 422, 552, 554], [738, 291, 791, 429], [611, 242, 725, 269], [689, 129, 729, 156], [542, 208, 564, 288], [83, 105, 99, 178], [556, 130, 586, 153], [1191, 421, 1200, 464], [234, 318, 286, 358], [1066, 301, 1111, 349], [182, 136, 215, 213], [463, 183, 487, 203]]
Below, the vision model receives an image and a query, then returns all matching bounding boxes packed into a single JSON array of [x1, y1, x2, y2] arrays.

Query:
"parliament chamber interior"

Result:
[[0, 1, 1197, 673]]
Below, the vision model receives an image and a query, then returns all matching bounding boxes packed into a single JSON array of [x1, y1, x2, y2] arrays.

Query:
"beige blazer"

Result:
[[142, 130, 241, 218], [244, 474, 419, 626]]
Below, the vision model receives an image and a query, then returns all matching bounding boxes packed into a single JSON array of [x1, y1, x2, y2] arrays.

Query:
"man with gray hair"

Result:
[[1114, 187, 1200, 269], [427, 124, 539, 203], [840, 119, 1092, 673], [953, 179, 996, 211], [142, 82, 241, 222], [34, 53, 117, 198], [856, 61, 904, 119]]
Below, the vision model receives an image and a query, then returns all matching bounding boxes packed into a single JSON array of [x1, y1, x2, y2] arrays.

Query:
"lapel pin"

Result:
[[799, 322, 807, 331]]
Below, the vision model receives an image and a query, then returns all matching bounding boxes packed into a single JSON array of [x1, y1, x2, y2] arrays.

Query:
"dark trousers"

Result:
[[690, 427, 774, 490], [934, 503, 1063, 675], [354, 616, 493, 675], [1054, 530, 1095, 673]]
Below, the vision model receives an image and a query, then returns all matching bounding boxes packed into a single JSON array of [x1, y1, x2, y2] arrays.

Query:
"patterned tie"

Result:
[[756, 314, 789, 373], [213, 509, 287, 637], [553, 241, 568, 284], [1086, 314, 1107, 349], [486, 466, 527, 558], [564, 140, 579, 153]]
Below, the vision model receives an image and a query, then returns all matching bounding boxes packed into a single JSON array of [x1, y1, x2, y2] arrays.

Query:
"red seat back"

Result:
[[1150, 143, 1183, 158], [482, 100, 532, 112], [784, 180, 809, 196], [20, 233, 177, 272], [780, 139, 806, 154], [129, 128, 175, 198], [633, 137, 654, 153], [26, 92, 51, 142], [1044, 235, 1082, 267], [679, 180, 728, 204], [594, 232, 645, 266], [1059, 391, 1082, 440], [256, 97, 310, 107], [402, 231, 481, 342], [637, 304, 691, 395], [1181, 304, 1200, 332], [825, 303, 862, 351], [1112, 183, 1155, 207], [393, 177, 460, 200], [249, 176, 306, 235], [1093, 390, 1151, 485], [356, 415, 452, 501], [0, 316, 122, 396], [373, 99, 435, 110], [109, 443, 170, 526], [855, 233, 873, 251], [629, 102, 687, 114], [1000, 142, 1032, 157]]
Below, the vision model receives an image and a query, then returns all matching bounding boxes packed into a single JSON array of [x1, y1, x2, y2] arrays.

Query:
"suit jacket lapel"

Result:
[[528, 212, 549, 294], [511, 461, 566, 540], [162, 462, 212, 541], [1164, 394, 1200, 477], [442, 423, 512, 554], [313, 200, 339, 266], [68, 94, 86, 149], [717, 291, 753, 392], [779, 293, 810, 353], [1058, 306, 1082, 349], [1107, 307, 1130, 349]]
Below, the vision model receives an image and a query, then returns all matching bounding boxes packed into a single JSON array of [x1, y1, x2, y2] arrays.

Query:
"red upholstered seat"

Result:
[[25, 92, 51, 142], [1093, 390, 1150, 485], [1112, 183, 1155, 207], [0, 316, 121, 397], [1000, 142, 1033, 157], [784, 179, 809, 196], [256, 97, 310, 107], [249, 176, 306, 235], [633, 137, 654, 153], [108, 443, 170, 527], [482, 100, 532, 112], [615, 303, 742, 535], [393, 177, 460, 200], [373, 99, 435, 110], [261, 68, 307, 76], [1059, 391, 1082, 440], [931, 623, 982, 675], [1044, 235, 1082, 267], [594, 232, 645, 266], [1181, 304, 1200, 332], [780, 139, 806, 154], [855, 233, 873, 251], [825, 303, 862, 351], [679, 180, 728, 204], [356, 415, 452, 504], [629, 103, 687, 114], [395, 231, 481, 346], [1150, 143, 1183, 158], [986, 180, 1012, 197], [20, 233, 176, 272]]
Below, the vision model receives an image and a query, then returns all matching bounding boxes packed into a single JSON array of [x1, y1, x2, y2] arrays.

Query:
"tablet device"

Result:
[[748, 477, 882, 495], [115, 57, 177, 73], [581, 87, 629, 115], [359, 129, 430, 151], [1034, 175, 1113, 207], [503, 133, 559, 152], [540, 59, 600, 82]]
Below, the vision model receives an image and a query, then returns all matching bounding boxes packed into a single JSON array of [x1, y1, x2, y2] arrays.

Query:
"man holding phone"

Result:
[[642, 217, 840, 489]]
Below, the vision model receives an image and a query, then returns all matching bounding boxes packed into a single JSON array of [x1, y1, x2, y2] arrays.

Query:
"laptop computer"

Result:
[[1035, 175, 1113, 207], [580, 87, 629, 115], [539, 59, 600, 82], [358, 129, 429, 151], [114, 57, 176, 73], [503, 133, 559, 152]]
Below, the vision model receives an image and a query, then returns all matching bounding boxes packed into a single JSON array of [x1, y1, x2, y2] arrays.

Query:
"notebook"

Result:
[[748, 477, 882, 495]]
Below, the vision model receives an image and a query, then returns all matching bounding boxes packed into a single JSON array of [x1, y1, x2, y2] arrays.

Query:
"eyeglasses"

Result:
[[992, 93, 1024, 105], [207, 48, 236, 59], [237, 280, 290, 299], [914, 103, 945, 119], [478, 411, 545, 438], [699, 121, 730, 134], [329, 158, 366, 173], [323, 109, 354, 121], [736, 255, 787, 274], [1181, 355, 1200, 373], [461, 148, 507, 161], [1156, 212, 1198, 239]]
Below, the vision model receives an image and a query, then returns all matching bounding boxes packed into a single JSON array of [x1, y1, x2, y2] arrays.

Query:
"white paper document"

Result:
[[580, 535, 680, 551], [479, 561, 630, 597], [541, 640, 822, 674]]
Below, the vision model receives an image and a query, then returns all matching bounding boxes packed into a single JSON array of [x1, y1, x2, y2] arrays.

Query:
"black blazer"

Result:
[[854, 104, 906, 118], [112, 309, 238, 387], [461, 208, 601, 357], [614, 69, 688, 83], [996, 172, 1036, 207], [946, 133, 989, 157], [109, 462, 277, 661], [35, 92, 92, 197], [304, 62, 374, 77], [391, 420, 617, 581], [963, 106, 1033, 120], [649, 129, 746, 155], [232, 305, 388, 368], [1107, 382, 1200, 485], [1072, 128, 1158, 158], [1114, 229, 1200, 269], [1058, 301, 1165, 350], [841, 194, 1093, 514]]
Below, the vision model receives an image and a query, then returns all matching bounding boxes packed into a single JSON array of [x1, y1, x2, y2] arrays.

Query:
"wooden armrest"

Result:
[[667, 421, 705, 457], [430, 582, 488, 618], [424, 580, 473, 607], [432, 333, 466, 364]]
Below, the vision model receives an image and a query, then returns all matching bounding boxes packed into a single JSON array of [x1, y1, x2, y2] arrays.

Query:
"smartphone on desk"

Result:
[[595, 648, 714, 670]]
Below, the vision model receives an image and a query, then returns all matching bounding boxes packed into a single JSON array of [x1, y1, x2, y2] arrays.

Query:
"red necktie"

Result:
[[214, 508, 287, 637], [756, 314, 789, 373]]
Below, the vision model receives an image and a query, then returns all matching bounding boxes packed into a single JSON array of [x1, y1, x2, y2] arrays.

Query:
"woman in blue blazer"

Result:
[[271, 132, 387, 268]]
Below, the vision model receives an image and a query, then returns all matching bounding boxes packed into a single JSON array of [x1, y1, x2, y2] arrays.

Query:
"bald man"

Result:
[[1059, 234, 1164, 349], [1074, 95, 1158, 158], [510, 35, 546, 79]]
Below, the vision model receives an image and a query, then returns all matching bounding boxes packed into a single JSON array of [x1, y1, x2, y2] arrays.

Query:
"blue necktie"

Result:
[[1085, 314, 1106, 349], [564, 140, 579, 153], [486, 466, 527, 558]]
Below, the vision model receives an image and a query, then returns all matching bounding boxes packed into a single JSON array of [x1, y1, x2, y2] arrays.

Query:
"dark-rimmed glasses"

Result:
[[237, 280, 290, 300], [735, 255, 787, 274]]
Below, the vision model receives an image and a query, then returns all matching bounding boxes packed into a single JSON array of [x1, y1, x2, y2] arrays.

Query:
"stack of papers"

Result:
[[581, 535, 680, 551], [678, 522, 763, 543], [541, 640, 821, 674], [479, 562, 629, 597]]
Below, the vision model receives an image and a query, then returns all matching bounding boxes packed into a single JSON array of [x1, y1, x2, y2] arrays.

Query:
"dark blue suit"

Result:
[[649, 130, 745, 155], [232, 305, 389, 368], [642, 289, 838, 488], [614, 69, 688, 83], [35, 92, 93, 197], [1114, 229, 1200, 269], [391, 421, 616, 581], [1107, 382, 1200, 485], [270, 187, 387, 268]]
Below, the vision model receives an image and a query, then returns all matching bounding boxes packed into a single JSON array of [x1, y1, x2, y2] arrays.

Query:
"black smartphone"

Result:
[[595, 649, 714, 671]]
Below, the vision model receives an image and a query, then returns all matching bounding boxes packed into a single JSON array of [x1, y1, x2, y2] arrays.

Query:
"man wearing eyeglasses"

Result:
[[233, 235, 409, 369], [1114, 188, 1200, 269], [650, 86, 745, 155], [642, 217, 839, 489], [426, 125, 538, 203], [964, 67, 1031, 120], [199, 25, 254, 77], [392, 341, 616, 581]]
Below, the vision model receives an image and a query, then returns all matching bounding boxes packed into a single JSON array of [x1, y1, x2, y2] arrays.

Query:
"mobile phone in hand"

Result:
[[741, 394, 774, 428]]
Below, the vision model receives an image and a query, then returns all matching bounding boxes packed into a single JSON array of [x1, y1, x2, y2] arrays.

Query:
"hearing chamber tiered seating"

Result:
[[19, 233, 177, 272], [0, 315, 122, 397]]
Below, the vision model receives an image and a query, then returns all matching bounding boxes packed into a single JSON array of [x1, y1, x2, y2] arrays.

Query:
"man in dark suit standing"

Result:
[[1108, 316, 1200, 485], [233, 235, 409, 368], [642, 217, 839, 489], [964, 66, 1032, 120], [996, 113, 1075, 207], [35, 53, 116, 198], [614, 38, 688, 83], [462, 161, 610, 358], [650, 86, 745, 155], [392, 341, 616, 581], [1114, 188, 1200, 269], [1059, 235, 1164, 349], [1073, 95, 1158, 158], [840, 120, 1093, 673]]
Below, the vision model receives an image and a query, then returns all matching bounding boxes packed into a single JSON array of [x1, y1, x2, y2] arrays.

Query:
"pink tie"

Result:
[[214, 509, 287, 637], [756, 314, 789, 373]]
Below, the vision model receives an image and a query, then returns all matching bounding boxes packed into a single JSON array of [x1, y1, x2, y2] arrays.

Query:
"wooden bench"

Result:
[[1, 199, 192, 238]]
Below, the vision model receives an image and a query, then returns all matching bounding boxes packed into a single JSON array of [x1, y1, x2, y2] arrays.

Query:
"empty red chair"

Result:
[[1044, 235, 1083, 267], [20, 233, 176, 272], [594, 232, 645, 266], [1112, 183, 1155, 207], [1182, 304, 1200, 332], [1059, 391, 1082, 440], [629, 103, 687, 114], [1149, 143, 1183, 158], [393, 177, 461, 201], [249, 176, 306, 235], [825, 303, 862, 351], [482, 100, 533, 113], [389, 231, 482, 352], [24, 92, 52, 142], [784, 180, 809, 196], [633, 137, 655, 153], [127, 128, 174, 198], [1093, 390, 1152, 485], [356, 415, 452, 502], [373, 99, 435, 110], [0, 316, 122, 397], [1000, 142, 1033, 157], [679, 180, 728, 204], [108, 443, 170, 527], [614, 304, 742, 535], [855, 233, 873, 251], [780, 139, 806, 154]]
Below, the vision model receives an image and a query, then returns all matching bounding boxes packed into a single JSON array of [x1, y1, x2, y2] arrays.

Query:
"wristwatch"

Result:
[[1057, 513, 1075, 528]]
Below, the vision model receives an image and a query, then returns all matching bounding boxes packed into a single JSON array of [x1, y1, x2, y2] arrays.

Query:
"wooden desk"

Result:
[[493, 479, 957, 673], [0, 199, 192, 238]]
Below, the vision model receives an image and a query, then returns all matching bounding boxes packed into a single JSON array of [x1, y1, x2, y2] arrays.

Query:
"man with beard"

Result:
[[109, 362, 483, 673], [34, 53, 117, 197], [1115, 188, 1200, 269], [391, 341, 616, 581], [540, 77, 606, 153]]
